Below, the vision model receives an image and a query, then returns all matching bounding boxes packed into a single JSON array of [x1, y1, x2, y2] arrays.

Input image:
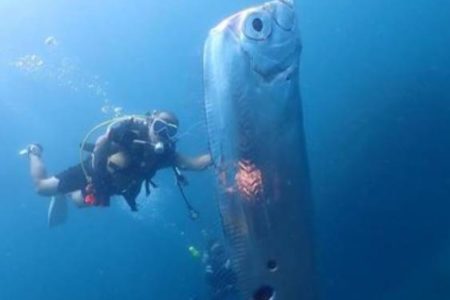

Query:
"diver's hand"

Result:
[[198, 153, 213, 169], [175, 153, 213, 171]]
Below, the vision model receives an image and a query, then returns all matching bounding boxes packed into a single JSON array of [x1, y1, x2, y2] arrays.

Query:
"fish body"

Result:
[[203, 1, 317, 299]]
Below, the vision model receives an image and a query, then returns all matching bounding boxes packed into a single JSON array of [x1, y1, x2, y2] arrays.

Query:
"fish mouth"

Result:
[[246, 41, 299, 82]]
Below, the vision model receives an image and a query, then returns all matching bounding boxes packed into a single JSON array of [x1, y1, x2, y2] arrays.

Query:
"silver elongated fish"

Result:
[[203, 0, 317, 299]]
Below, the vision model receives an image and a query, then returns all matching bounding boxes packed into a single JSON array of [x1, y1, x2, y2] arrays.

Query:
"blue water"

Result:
[[0, 0, 449, 299]]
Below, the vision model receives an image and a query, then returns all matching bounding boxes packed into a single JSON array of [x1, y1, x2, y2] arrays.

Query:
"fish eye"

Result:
[[243, 11, 272, 41], [252, 18, 263, 32]]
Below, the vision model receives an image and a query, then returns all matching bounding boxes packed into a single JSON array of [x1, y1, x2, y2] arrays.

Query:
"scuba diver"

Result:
[[202, 238, 238, 300], [23, 110, 212, 215]]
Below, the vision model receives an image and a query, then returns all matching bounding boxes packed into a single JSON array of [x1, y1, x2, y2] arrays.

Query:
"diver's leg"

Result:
[[26, 144, 92, 206], [28, 146, 60, 196], [31, 156, 90, 207], [53, 163, 92, 207]]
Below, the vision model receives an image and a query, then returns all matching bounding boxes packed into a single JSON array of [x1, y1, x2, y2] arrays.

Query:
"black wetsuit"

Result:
[[55, 159, 92, 194], [55, 117, 176, 210]]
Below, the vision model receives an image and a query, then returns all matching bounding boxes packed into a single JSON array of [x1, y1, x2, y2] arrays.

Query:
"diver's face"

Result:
[[149, 118, 178, 142]]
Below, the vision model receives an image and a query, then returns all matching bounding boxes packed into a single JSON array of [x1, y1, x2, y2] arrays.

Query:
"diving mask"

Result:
[[152, 118, 178, 139]]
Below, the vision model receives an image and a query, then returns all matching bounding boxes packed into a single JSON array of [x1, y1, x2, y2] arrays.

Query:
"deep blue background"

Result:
[[0, 0, 449, 299]]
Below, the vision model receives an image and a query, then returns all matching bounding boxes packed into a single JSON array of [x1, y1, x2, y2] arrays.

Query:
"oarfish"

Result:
[[203, 0, 317, 299]]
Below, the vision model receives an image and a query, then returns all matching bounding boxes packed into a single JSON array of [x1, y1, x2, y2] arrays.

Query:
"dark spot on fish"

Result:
[[267, 259, 278, 272], [252, 18, 263, 32], [253, 285, 275, 300]]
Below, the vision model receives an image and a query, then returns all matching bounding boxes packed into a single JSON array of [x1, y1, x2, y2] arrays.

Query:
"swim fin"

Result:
[[48, 195, 68, 228]]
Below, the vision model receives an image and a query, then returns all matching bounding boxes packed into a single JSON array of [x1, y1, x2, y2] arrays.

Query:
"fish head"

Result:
[[216, 0, 300, 82]]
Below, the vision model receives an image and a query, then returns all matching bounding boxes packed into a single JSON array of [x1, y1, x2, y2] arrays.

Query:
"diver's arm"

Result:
[[175, 153, 212, 171], [91, 130, 112, 172], [91, 117, 135, 171]]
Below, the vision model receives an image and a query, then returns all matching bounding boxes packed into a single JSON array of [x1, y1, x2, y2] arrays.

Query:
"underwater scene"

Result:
[[0, 0, 449, 299]]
